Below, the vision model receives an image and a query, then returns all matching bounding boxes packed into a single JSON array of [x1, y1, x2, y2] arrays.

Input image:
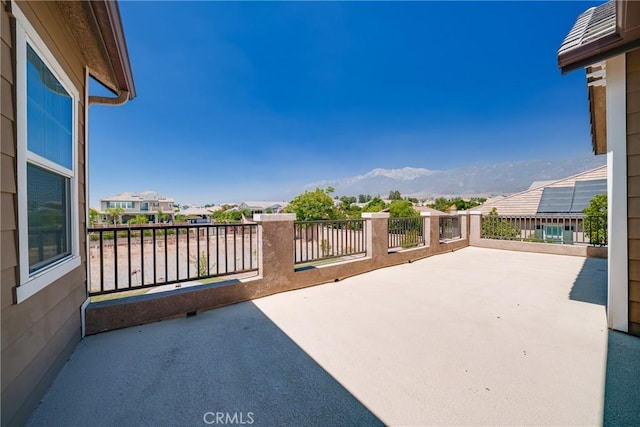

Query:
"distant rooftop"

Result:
[[480, 165, 607, 215], [102, 191, 174, 202], [239, 201, 285, 209]]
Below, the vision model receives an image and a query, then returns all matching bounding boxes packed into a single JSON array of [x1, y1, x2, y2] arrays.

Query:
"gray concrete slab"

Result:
[[27, 302, 382, 427], [28, 247, 636, 426]]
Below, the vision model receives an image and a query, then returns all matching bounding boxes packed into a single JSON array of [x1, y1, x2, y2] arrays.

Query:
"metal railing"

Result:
[[88, 223, 258, 295], [388, 217, 425, 250], [294, 219, 366, 264], [439, 216, 461, 241], [480, 214, 607, 246]]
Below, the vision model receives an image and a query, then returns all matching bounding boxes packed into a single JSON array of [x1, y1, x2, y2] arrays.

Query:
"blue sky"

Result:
[[88, 0, 598, 207]]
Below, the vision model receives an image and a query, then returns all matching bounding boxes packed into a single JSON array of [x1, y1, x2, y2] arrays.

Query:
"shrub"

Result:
[[583, 194, 607, 246], [481, 208, 520, 240]]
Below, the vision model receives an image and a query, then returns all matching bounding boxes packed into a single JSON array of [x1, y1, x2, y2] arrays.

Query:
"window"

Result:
[[141, 202, 149, 211], [15, 4, 81, 303], [544, 226, 563, 240], [106, 201, 134, 209]]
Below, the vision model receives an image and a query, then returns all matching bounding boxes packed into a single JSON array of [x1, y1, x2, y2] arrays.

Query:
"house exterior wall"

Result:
[[100, 199, 174, 214], [627, 47, 640, 336], [1, 1, 88, 425]]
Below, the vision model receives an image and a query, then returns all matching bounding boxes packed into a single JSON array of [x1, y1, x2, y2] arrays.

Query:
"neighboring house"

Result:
[[0, 1, 135, 425], [237, 201, 284, 216], [100, 191, 174, 223], [558, 0, 640, 335], [178, 206, 213, 224], [479, 166, 608, 215], [415, 206, 445, 215]]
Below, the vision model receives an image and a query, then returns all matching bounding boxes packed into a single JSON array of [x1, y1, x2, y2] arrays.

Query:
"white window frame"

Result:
[[14, 4, 81, 303]]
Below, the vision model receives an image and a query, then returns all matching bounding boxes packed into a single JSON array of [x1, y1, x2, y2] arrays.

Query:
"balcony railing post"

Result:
[[425, 212, 443, 249], [419, 212, 434, 248], [254, 213, 296, 285], [458, 211, 469, 240], [469, 211, 483, 246], [362, 212, 389, 263]]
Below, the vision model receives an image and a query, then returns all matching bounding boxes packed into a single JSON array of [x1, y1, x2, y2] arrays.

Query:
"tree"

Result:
[[283, 188, 342, 221], [211, 207, 249, 222], [388, 190, 402, 200], [89, 208, 100, 226], [106, 206, 124, 224], [362, 196, 387, 213], [428, 197, 487, 212], [388, 200, 419, 218], [128, 214, 150, 225], [481, 208, 520, 239], [339, 196, 357, 210], [157, 209, 170, 223], [583, 194, 607, 246], [358, 194, 372, 203], [343, 204, 362, 220]]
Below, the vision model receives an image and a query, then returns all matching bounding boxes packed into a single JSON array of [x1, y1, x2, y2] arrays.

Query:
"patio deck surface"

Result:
[[27, 247, 639, 426]]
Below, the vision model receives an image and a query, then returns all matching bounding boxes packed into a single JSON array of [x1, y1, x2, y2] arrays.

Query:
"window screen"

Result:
[[26, 44, 73, 169], [27, 163, 71, 272]]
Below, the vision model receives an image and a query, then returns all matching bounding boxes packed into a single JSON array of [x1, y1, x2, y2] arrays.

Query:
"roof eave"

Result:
[[560, 35, 640, 74], [558, 32, 622, 74], [88, 0, 136, 100]]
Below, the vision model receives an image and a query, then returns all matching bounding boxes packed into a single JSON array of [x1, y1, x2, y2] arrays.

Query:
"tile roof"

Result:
[[479, 166, 607, 215], [558, 2, 616, 57], [102, 191, 173, 202]]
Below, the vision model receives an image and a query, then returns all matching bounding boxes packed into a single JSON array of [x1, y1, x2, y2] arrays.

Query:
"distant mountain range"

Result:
[[304, 154, 607, 197]]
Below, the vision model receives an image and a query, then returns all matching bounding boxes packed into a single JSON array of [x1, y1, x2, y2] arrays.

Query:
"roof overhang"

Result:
[[558, 1, 640, 75], [586, 62, 608, 154], [54, 0, 136, 100], [558, 0, 640, 154]]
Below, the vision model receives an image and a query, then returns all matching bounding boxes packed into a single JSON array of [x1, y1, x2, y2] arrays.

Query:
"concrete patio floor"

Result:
[[27, 247, 639, 426]]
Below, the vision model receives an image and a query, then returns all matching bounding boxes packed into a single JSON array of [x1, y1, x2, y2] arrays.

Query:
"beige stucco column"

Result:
[[469, 211, 482, 246], [253, 213, 296, 288], [458, 211, 469, 240], [362, 212, 389, 264], [423, 212, 443, 251]]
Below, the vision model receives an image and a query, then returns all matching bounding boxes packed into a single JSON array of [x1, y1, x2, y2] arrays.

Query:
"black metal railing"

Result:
[[480, 214, 607, 246], [294, 219, 366, 264], [388, 217, 425, 250], [88, 223, 258, 295], [439, 216, 461, 241]]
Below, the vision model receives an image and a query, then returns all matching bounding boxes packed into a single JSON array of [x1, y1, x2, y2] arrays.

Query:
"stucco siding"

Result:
[[627, 48, 640, 335], [0, 1, 88, 425]]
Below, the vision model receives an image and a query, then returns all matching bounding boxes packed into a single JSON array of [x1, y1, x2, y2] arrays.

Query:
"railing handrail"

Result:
[[88, 222, 255, 232], [294, 219, 364, 225], [89, 222, 259, 296], [482, 213, 591, 219]]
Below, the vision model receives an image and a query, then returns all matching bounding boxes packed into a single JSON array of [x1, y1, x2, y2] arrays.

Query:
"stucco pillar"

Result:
[[362, 212, 389, 263], [458, 211, 469, 240], [421, 212, 443, 251], [253, 214, 296, 285], [469, 211, 482, 246]]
